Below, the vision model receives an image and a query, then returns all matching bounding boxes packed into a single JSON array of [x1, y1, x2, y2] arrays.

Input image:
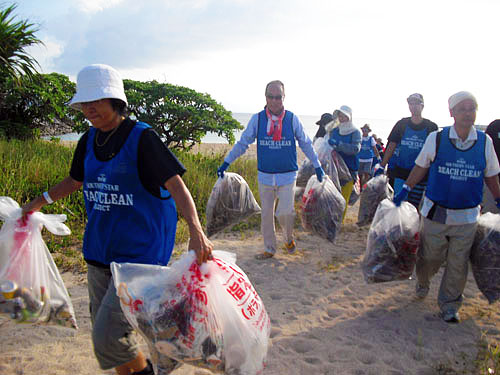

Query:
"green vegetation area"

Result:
[[0, 138, 259, 272]]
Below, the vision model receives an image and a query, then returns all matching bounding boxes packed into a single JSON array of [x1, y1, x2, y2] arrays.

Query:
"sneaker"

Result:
[[415, 283, 429, 299], [255, 251, 274, 260], [285, 240, 296, 254], [441, 310, 460, 324]]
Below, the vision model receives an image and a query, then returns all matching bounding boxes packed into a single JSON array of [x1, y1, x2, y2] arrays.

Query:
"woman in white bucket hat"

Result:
[[22, 64, 213, 375]]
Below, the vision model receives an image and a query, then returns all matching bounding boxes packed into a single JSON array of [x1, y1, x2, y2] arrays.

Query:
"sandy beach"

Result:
[[1, 143, 499, 375]]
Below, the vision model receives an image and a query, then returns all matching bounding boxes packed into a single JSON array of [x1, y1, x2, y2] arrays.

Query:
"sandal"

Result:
[[255, 251, 274, 260]]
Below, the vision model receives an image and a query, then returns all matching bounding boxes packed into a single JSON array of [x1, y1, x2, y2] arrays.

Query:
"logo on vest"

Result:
[[401, 135, 424, 150], [84, 174, 133, 212], [437, 159, 481, 181], [259, 138, 292, 149]]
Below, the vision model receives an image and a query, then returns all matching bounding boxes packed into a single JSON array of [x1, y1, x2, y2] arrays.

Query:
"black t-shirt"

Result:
[[387, 117, 438, 180], [486, 120, 500, 168], [70, 118, 186, 198], [387, 117, 438, 144]]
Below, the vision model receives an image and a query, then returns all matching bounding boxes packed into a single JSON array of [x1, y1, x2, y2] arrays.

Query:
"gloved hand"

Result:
[[217, 162, 229, 178], [315, 166, 325, 183], [393, 184, 411, 206], [496, 198, 500, 210], [328, 138, 337, 149], [373, 163, 385, 177]]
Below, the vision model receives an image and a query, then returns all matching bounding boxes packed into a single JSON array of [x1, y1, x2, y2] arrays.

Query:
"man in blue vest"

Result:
[[358, 124, 381, 189], [375, 93, 438, 208], [217, 80, 324, 260], [393, 91, 500, 323]]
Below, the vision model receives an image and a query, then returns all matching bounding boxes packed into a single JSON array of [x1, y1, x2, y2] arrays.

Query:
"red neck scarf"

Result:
[[266, 107, 285, 141]]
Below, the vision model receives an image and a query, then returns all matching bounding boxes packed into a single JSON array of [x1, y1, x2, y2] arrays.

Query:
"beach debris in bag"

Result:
[[331, 151, 353, 187], [0, 196, 77, 329], [349, 175, 361, 206], [112, 251, 270, 375], [206, 173, 261, 237], [357, 175, 394, 226], [300, 175, 345, 243], [362, 199, 420, 283], [470, 212, 500, 304]]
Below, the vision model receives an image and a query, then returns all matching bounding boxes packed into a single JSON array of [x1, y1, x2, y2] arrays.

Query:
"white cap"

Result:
[[69, 64, 128, 110], [448, 91, 477, 110], [337, 105, 352, 121]]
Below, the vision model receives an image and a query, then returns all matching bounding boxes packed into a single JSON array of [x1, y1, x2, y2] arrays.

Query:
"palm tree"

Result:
[[0, 3, 42, 85]]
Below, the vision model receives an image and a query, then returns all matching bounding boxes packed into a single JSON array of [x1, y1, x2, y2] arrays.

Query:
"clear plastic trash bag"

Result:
[[300, 175, 346, 243], [362, 199, 420, 283], [470, 212, 500, 304], [297, 138, 341, 191], [357, 175, 394, 226], [331, 151, 353, 187], [0, 196, 77, 329], [111, 250, 271, 375], [348, 175, 361, 206], [206, 173, 261, 237]]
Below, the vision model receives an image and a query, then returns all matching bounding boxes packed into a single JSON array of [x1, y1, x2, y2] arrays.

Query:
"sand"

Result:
[[1, 143, 499, 375]]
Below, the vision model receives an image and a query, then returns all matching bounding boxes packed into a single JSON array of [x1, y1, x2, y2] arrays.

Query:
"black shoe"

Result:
[[441, 310, 460, 324], [132, 359, 154, 375]]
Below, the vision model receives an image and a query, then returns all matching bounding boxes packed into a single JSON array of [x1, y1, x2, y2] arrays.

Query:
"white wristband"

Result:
[[43, 191, 54, 204]]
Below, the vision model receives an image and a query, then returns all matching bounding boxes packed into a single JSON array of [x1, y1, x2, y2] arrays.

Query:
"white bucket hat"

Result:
[[69, 64, 128, 110], [337, 105, 352, 121], [448, 91, 477, 110]]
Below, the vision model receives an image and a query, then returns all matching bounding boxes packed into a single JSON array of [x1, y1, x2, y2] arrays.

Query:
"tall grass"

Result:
[[0, 138, 260, 271]]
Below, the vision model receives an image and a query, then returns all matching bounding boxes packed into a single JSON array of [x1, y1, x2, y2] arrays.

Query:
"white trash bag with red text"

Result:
[[0, 196, 77, 329], [111, 250, 270, 375]]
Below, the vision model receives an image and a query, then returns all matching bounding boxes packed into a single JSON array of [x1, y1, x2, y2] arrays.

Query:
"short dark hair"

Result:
[[265, 80, 285, 96], [110, 98, 128, 116]]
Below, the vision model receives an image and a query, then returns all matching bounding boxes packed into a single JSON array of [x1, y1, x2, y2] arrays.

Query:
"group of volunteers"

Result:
[[20, 61, 500, 374]]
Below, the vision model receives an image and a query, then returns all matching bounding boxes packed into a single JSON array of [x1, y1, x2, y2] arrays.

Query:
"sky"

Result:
[[11, 0, 500, 138]]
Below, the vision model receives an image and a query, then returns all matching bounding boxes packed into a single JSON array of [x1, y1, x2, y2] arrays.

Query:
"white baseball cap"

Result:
[[448, 91, 477, 110], [69, 64, 128, 110]]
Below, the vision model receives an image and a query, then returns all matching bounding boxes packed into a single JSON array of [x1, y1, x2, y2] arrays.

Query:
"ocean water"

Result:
[[54, 113, 395, 143]]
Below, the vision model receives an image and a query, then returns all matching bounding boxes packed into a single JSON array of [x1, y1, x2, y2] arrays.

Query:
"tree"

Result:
[[0, 4, 42, 85], [124, 79, 242, 150], [0, 73, 87, 139]]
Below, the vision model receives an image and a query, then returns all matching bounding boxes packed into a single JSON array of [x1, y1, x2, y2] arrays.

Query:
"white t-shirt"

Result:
[[415, 125, 500, 225]]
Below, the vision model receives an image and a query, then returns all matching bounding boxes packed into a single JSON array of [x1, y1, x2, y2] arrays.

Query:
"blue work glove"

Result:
[[328, 138, 337, 149], [315, 166, 325, 183], [217, 162, 229, 178], [373, 163, 385, 177], [393, 184, 411, 207], [496, 198, 500, 210]]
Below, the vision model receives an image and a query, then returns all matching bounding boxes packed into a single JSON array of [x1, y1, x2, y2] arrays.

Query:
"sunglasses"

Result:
[[266, 95, 283, 100]]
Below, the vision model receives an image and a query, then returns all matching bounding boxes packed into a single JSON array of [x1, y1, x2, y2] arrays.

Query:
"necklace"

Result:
[[94, 119, 123, 147]]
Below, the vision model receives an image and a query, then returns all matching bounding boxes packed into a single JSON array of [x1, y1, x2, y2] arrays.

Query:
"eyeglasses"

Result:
[[266, 95, 283, 100]]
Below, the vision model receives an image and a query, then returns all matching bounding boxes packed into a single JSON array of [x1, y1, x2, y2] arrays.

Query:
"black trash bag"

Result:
[[296, 138, 341, 192], [357, 175, 394, 226], [362, 199, 420, 283], [206, 173, 261, 237], [470, 212, 500, 304], [300, 175, 346, 243]]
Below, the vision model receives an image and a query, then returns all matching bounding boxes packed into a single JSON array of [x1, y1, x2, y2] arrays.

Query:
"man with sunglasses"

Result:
[[393, 91, 500, 323], [217, 80, 324, 259]]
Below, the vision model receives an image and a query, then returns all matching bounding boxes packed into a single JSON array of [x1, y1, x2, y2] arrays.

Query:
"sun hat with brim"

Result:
[[316, 113, 334, 126], [337, 105, 352, 121], [361, 124, 371, 132], [68, 64, 128, 111]]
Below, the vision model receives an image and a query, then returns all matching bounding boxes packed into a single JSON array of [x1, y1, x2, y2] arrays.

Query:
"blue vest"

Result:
[[359, 137, 374, 159], [82, 122, 177, 265], [330, 128, 360, 172], [256, 110, 298, 173], [426, 127, 486, 209], [397, 125, 429, 170]]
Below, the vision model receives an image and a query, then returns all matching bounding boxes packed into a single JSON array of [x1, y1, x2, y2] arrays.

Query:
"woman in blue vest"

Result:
[[358, 124, 381, 189], [393, 92, 500, 323], [328, 105, 362, 222], [22, 64, 213, 375]]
